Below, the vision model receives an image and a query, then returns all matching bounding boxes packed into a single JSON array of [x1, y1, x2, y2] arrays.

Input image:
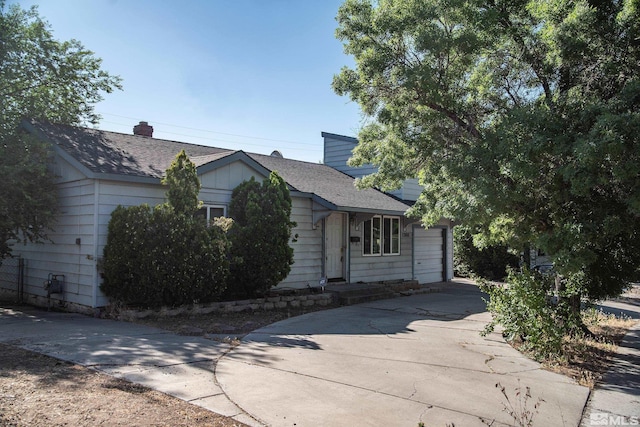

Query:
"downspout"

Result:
[[321, 217, 326, 278], [346, 214, 351, 283], [91, 180, 100, 308]]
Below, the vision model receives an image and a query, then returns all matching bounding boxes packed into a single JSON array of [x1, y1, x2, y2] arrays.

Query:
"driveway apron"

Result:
[[217, 281, 589, 427]]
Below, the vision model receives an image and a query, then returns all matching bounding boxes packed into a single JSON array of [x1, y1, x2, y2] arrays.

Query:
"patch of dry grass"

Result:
[[544, 308, 636, 388]]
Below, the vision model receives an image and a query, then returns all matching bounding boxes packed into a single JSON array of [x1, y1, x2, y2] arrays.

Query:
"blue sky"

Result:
[[14, 0, 364, 162]]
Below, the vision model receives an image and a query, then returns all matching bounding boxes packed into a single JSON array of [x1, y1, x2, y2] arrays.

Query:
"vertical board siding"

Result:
[[200, 162, 267, 190], [275, 197, 323, 289]]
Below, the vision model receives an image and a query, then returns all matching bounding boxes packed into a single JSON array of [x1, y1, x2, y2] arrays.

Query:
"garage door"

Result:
[[413, 227, 445, 284]]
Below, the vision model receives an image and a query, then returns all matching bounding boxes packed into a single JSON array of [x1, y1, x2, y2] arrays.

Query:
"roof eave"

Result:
[[320, 131, 358, 143], [334, 206, 409, 217]]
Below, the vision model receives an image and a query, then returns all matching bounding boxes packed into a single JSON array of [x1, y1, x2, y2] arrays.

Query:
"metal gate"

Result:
[[0, 257, 25, 303]]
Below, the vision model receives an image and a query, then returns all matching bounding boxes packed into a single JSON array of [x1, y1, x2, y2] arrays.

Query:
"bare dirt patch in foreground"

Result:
[[0, 343, 247, 427], [544, 309, 636, 388], [544, 285, 640, 388]]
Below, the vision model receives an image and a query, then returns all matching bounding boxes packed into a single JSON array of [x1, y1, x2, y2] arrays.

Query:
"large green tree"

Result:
[[0, 2, 121, 260], [333, 0, 640, 306]]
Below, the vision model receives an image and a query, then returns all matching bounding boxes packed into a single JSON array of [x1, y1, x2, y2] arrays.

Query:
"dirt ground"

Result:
[[0, 343, 246, 427], [131, 303, 337, 337]]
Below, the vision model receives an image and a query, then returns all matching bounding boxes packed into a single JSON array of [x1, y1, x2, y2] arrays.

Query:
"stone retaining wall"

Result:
[[118, 293, 334, 320]]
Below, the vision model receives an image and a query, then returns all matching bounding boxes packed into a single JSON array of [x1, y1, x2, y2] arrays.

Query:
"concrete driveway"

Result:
[[0, 281, 595, 427], [217, 281, 589, 426]]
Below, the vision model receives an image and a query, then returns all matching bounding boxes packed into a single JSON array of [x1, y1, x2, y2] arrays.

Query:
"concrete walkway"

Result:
[[1, 281, 638, 427]]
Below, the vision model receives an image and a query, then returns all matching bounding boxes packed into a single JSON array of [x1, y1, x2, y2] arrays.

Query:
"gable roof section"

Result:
[[247, 153, 409, 214], [24, 119, 409, 215]]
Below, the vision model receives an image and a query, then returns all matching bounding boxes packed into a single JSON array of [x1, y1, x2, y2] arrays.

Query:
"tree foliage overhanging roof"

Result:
[[333, 0, 640, 299]]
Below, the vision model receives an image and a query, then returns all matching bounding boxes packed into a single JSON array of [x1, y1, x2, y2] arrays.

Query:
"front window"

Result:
[[363, 216, 400, 256], [364, 216, 381, 255], [383, 217, 400, 255]]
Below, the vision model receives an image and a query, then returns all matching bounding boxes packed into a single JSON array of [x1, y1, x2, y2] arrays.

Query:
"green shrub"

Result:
[[101, 204, 153, 305], [480, 269, 565, 360], [101, 205, 230, 307], [101, 151, 230, 307], [226, 172, 296, 298]]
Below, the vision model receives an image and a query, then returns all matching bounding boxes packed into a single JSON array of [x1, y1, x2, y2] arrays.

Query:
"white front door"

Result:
[[325, 213, 345, 280]]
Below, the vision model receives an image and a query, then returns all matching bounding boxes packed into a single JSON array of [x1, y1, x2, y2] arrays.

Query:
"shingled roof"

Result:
[[247, 153, 409, 213], [23, 119, 410, 215], [23, 120, 233, 179]]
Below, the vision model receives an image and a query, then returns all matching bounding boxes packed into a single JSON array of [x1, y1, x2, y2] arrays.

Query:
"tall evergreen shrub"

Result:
[[227, 172, 296, 298]]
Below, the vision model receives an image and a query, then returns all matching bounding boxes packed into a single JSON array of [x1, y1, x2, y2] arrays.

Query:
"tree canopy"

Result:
[[0, 1, 121, 259], [333, 0, 640, 300]]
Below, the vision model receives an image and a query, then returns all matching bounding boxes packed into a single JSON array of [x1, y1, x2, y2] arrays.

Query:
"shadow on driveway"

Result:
[[217, 280, 589, 427]]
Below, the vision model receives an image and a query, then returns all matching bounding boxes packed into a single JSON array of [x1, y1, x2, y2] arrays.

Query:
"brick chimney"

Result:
[[133, 121, 153, 137]]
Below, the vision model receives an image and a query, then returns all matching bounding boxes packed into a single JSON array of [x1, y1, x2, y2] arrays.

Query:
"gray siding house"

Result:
[[322, 132, 454, 284], [9, 120, 452, 311]]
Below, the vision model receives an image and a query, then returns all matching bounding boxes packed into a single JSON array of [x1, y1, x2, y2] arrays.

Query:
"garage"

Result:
[[412, 226, 447, 283]]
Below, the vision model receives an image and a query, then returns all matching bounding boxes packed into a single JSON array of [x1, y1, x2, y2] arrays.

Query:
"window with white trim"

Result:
[[363, 215, 400, 256], [195, 205, 226, 225]]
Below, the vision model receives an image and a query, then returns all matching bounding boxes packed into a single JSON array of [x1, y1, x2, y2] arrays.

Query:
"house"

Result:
[[322, 131, 454, 280], [8, 119, 454, 311], [322, 132, 424, 204]]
